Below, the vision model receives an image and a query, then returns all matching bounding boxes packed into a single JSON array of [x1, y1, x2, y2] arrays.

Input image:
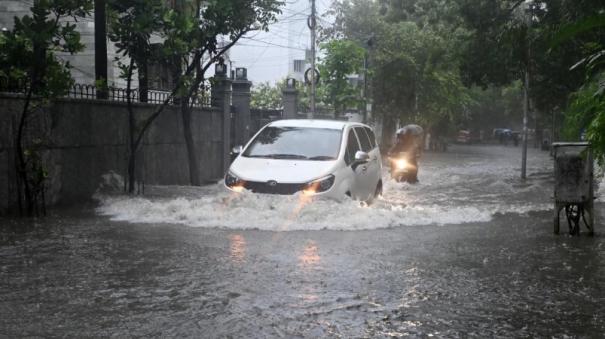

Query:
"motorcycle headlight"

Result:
[[303, 175, 335, 194], [225, 171, 244, 189], [396, 159, 408, 169]]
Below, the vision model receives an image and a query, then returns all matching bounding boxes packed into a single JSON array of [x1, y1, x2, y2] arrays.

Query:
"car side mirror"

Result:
[[352, 151, 369, 170], [231, 145, 243, 155], [354, 151, 370, 163]]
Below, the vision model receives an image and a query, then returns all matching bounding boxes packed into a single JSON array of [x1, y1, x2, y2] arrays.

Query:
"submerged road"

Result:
[[1, 145, 604, 337]]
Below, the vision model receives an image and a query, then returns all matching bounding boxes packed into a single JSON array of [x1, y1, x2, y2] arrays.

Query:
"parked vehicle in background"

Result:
[[493, 128, 513, 144], [225, 120, 383, 202], [456, 130, 471, 144]]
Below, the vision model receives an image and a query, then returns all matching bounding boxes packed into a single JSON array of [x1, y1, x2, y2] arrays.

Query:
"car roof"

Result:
[[268, 119, 370, 130]]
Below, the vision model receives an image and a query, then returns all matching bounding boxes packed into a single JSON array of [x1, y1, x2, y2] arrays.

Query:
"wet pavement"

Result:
[[1, 145, 604, 338]]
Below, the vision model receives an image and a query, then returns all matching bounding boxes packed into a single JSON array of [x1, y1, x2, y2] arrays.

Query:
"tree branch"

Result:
[[201, 29, 252, 74], [133, 50, 201, 148]]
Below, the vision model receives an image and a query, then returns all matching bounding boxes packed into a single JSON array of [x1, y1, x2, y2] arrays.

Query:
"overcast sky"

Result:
[[227, 0, 332, 87]]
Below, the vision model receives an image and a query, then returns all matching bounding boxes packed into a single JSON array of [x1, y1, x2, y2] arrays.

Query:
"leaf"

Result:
[[551, 15, 605, 48]]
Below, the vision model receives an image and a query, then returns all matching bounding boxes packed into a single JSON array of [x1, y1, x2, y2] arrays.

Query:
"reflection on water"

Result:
[[229, 234, 246, 264], [297, 240, 322, 305], [298, 240, 321, 270]]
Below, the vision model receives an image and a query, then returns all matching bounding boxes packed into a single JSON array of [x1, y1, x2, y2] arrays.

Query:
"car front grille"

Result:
[[243, 181, 306, 195]]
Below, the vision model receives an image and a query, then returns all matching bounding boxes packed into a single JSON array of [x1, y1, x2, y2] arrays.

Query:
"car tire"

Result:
[[375, 181, 383, 197]]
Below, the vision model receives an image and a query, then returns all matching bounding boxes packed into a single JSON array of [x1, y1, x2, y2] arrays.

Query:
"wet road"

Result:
[[1, 145, 604, 338]]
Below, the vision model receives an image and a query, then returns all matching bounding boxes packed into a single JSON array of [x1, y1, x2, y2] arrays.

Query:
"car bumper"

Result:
[[224, 179, 340, 199]]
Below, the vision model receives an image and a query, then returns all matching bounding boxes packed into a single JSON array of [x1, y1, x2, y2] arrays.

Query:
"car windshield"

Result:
[[243, 126, 342, 160]]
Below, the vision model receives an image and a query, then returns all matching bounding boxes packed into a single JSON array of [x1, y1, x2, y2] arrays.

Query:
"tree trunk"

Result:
[[126, 58, 136, 194], [138, 56, 148, 103], [15, 87, 34, 216], [181, 100, 201, 186]]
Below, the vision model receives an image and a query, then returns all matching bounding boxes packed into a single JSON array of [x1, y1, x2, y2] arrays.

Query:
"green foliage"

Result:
[[108, 0, 168, 84], [562, 75, 605, 163], [251, 81, 282, 109], [0, 0, 92, 216], [465, 82, 523, 131], [323, 0, 473, 130], [0, 0, 91, 95], [457, 0, 605, 116], [318, 39, 365, 115], [550, 10, 605, 163], [107, 0, 282, 189]]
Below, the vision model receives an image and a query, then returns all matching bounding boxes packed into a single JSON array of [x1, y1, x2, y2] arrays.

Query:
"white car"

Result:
[[224, 119, 383, 202]]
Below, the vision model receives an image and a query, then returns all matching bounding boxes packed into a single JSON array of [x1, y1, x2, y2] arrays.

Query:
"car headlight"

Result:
[[225, 171, 245, 189], [303, 175, 335, 194]]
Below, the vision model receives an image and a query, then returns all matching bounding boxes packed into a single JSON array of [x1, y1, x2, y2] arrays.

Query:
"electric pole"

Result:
[[309, 0, 316, 118], [522, 62, 529, 179], [521, 3, 533, 180]]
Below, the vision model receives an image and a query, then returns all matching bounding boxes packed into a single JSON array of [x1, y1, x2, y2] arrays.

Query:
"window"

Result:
[[364, 127, 377, 149], [293, 60, 305, 73], [243, 127, 342, 160], [355, 127, 372, 152], [345, 129, 361, 166]]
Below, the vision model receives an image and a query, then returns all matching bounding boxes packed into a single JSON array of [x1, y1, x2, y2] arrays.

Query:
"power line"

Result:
[[240, 37, 307, 51]]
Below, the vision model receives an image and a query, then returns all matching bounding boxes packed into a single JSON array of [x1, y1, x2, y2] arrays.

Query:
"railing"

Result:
[[0, 79, 211, 108]]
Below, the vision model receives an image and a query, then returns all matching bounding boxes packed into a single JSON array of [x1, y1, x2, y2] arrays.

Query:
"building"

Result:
[[0, 1, 127, 87]]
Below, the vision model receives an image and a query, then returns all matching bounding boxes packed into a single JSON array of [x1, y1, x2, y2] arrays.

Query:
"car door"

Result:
[[353, 127, 377, 199], [343, 127, 364, 198], [362, 126, 381, 188]]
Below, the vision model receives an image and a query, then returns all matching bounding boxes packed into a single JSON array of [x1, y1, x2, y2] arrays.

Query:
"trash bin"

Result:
[[553, 142, 594, 235]]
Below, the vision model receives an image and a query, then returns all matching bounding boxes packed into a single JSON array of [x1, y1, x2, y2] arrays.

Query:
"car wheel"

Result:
[[375, 181, 383, 197]]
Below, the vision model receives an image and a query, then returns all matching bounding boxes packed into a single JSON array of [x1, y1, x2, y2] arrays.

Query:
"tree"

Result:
[[165, 0, 282, 186], [456, 0, 603, 134], [251, 81, 282, 109], [318, 39, 365, 116], [323, 0, 472, 146], [108, 0, 169, 193], [554, 14, 605, 163], [0, 0, 92, 216], [108, 0, 282, 190]]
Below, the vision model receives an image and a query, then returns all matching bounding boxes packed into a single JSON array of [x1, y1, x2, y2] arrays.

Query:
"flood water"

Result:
[[1, 145, 604, 338], [97, 145, 557, 230]]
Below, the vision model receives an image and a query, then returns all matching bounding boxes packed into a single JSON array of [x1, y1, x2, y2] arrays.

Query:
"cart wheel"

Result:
[[554, 205, 560, 235], [582, 206, 594, 236], [565, 204, 582, 236]]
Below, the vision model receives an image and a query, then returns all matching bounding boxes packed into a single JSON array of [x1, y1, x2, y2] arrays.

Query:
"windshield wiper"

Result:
[[264, 154, 308, 159], [308, 155, 336, 160]]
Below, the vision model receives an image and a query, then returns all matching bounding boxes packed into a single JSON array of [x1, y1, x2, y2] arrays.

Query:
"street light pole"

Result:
[[522, 64, 529, 179], [309, 0, 316, 119], [521, 2, 534, 180]]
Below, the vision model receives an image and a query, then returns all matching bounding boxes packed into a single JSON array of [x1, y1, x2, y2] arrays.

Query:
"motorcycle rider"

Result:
[[388, 130, 419, 182]]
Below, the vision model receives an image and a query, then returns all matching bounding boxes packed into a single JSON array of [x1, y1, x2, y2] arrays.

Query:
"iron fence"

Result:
[[0, 79, 211, 108]]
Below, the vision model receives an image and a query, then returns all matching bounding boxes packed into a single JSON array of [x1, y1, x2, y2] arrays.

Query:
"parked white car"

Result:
[[225, 119, 383, 202]]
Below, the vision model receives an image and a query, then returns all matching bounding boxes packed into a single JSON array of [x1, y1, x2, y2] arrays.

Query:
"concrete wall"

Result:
[[0, 94, 227, 213]]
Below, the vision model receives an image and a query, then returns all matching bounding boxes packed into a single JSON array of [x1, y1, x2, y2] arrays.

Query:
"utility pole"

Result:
[[309, 0, 316, 118], [362, 52, 368, 123], [94, 0, 108, 99], [522, 63, 529, 179], [521, 3, 533, 180]]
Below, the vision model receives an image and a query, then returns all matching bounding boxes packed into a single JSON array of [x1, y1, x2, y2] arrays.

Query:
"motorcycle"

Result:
[[389, 151, 418, 183]]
